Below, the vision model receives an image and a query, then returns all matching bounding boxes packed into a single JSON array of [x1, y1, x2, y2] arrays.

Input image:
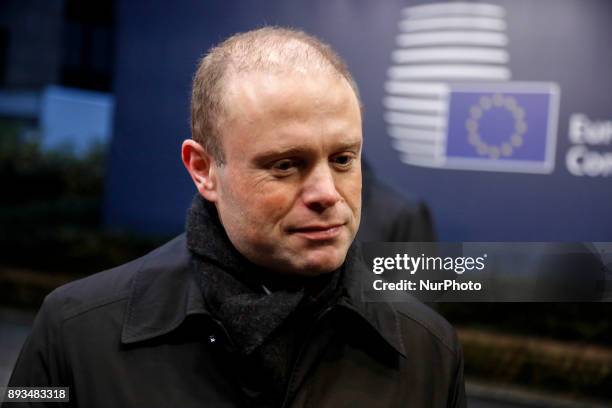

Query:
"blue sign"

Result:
[[444, 83, 559, 173]]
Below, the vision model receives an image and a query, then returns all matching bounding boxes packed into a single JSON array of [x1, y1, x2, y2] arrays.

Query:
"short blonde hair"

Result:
[[190, 26, 361, 164]]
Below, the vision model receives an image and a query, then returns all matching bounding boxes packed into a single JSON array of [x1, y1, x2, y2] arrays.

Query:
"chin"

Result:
[[299, 249, 347, 276]]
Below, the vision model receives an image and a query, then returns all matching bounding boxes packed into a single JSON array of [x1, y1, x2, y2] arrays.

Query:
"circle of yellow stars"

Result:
[[465, 93, 527, 159]]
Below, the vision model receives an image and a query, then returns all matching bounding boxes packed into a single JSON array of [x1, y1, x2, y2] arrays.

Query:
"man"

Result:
[[4, 27, 466, 407]]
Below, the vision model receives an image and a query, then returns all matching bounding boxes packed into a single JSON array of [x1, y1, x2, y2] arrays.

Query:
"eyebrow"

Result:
[[334, 139, 363, 152], [252, 139, 362, 164]]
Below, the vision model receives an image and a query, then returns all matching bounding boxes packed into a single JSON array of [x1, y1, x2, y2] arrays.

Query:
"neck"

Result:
[[185, 194, 339, 294]]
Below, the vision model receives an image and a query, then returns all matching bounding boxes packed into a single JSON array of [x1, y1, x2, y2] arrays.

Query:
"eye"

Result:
[[332, 154, 355, 169], [271, 158, 300, 175]]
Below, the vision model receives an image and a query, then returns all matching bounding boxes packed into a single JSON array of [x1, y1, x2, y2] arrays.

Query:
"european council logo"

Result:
[[384, 2, 561, 174]]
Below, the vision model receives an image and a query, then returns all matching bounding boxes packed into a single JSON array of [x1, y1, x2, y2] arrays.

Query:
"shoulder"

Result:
[[43, 234, 187, 322], [342, 248, 458, 357], [393, 299, 461, 357], [358, 177, 434, 242]]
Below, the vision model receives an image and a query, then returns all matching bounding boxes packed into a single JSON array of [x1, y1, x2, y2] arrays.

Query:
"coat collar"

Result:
[[337, 243, 407, 357], [121, 234, 206, 344], [121, 234, 406, 358]]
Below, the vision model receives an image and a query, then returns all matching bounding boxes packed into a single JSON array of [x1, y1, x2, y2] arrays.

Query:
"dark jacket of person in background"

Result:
[[357, 161, 436, 243]]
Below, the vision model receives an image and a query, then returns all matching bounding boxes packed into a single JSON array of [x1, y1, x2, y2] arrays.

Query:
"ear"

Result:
[[181, 139, 219, 202]]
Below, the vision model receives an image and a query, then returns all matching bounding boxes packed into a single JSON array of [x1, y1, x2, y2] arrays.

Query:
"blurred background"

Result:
[[1, 0, 611, 406]]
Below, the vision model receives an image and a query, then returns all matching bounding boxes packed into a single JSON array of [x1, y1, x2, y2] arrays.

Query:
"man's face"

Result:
[[210, 71, 362, 276]]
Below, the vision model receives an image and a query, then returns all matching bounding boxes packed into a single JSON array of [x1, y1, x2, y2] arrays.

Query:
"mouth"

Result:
[[288, 223, 345, 240]]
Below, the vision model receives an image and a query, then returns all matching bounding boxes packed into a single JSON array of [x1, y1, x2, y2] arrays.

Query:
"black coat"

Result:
[[4, 235, 466, 407], [358, 161, 436, 243]]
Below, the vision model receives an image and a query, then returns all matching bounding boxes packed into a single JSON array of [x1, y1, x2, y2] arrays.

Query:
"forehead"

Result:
[[224, 70, 359, 120], [219, 71, 362, 155]]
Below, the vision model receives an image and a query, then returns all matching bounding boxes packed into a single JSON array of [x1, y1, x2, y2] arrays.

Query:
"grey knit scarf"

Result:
[[185, 194, 343, 402]]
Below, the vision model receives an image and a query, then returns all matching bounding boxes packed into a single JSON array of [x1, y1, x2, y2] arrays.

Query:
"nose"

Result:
[[302, 163, 341, 212]]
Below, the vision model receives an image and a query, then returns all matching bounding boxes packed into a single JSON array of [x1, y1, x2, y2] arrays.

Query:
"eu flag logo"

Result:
[[384, 3, 561, 174], [444, 83, 559, 173]]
